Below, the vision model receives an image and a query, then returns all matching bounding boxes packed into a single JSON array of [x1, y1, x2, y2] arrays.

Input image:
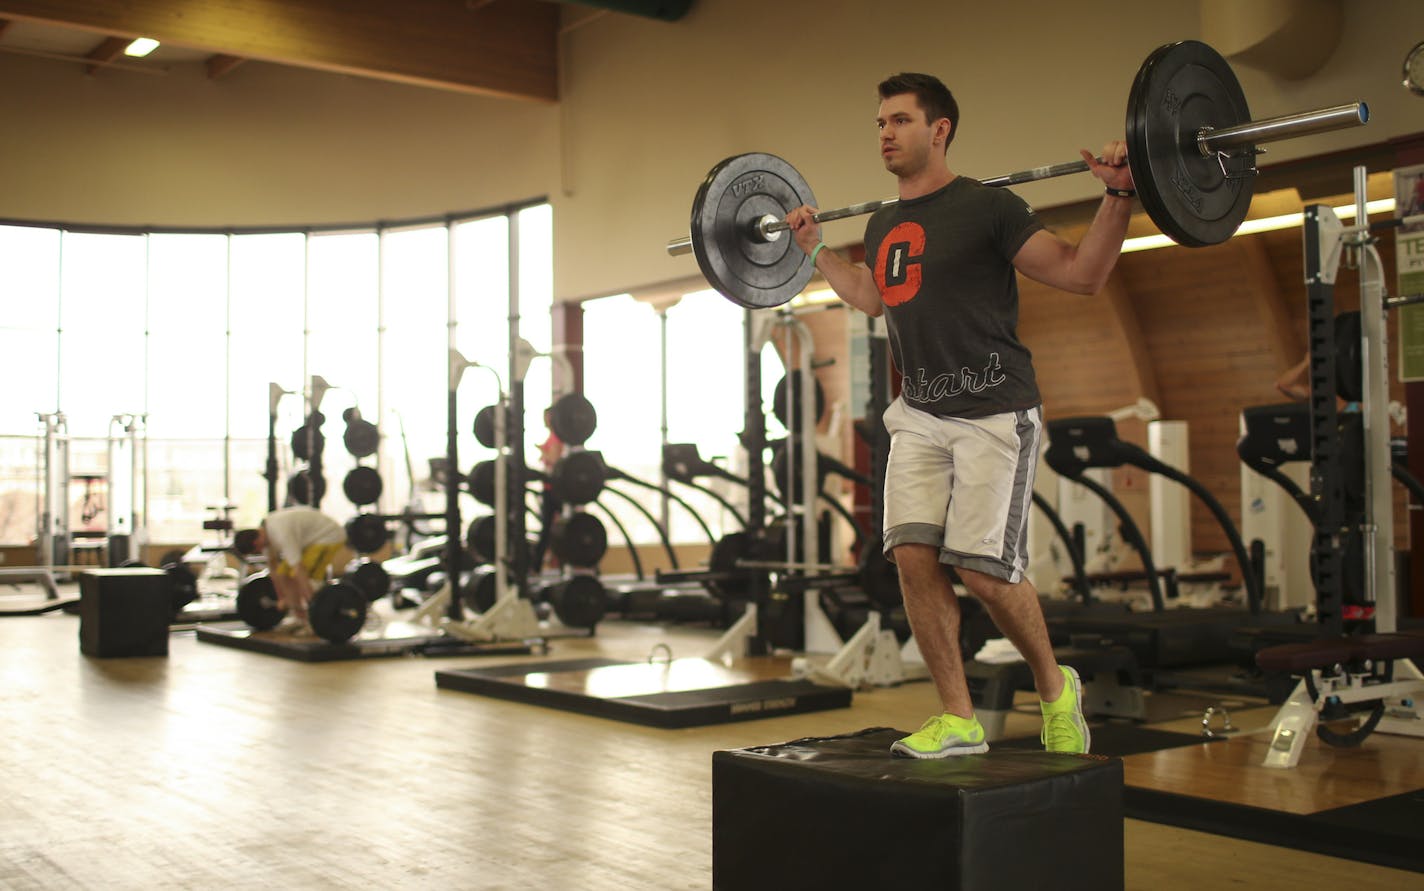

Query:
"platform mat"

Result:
[[994, 724, 1221, 758], [435, 656, 853, 728], [1000, 723, 1422, 871], [195, 620, 534, 662], [1123, 785, 1424, 873]]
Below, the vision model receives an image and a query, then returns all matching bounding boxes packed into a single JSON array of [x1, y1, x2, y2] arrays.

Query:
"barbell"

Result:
[[665, 40, 1369, 309], [235, 571, 369, 644]]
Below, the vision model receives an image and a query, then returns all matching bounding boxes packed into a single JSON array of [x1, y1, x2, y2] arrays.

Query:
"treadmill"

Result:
[[1042, 415, 1301, 681]]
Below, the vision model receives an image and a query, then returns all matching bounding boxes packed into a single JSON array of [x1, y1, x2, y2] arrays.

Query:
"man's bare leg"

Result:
[[894, 543, 973, 717], [956, 567, 1063, 701]]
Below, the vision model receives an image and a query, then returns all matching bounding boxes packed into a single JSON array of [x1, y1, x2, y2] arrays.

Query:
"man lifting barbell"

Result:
[[233, 505, 347, 634], [666, 39, 1369, 760], [781, 72, 1137, 759]]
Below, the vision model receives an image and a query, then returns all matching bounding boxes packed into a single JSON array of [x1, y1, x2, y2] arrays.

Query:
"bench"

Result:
[[1255, 630, 1424, 768]]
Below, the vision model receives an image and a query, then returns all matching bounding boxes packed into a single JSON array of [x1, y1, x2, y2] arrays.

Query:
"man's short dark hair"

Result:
[[233, 528, 260, 556], [878, 73, 960, 149]]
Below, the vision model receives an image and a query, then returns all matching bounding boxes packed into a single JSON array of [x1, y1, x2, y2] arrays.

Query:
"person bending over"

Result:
[[234, 506, 347, 631], [784, 72, 1135, 758]]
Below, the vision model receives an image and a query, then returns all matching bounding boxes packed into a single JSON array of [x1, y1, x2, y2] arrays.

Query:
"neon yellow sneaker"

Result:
[[890, 713, 989, 759], [1041, 665, 1091, 754]]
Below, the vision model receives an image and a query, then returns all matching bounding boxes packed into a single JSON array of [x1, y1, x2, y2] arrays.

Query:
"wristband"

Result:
[[1105, 187, 1136, 199], [810, 242, 830, 266]]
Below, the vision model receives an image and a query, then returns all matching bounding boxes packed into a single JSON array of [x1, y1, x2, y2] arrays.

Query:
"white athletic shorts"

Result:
[[881, 396, 1042, 583]]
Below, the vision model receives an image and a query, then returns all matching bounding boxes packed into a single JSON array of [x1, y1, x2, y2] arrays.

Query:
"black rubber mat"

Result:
[[993, 724, 1220, 758], [1123, 785, 1424, 873], [435, 660, 852, 728], [194, 620, 534, 662]]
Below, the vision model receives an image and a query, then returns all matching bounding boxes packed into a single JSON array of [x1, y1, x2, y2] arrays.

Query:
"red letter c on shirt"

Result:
[[874, 222, 925, 307]]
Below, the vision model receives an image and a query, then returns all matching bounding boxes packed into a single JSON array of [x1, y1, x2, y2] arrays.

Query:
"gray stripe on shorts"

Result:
[[942, 550, 1015, 582], [883, 522, 944, 561], [1000, 408, 1042, 576]]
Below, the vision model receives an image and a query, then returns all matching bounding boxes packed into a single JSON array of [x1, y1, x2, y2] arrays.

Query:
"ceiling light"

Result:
[[124, 37, 159, 57], [1121, 197, 1397, 253]]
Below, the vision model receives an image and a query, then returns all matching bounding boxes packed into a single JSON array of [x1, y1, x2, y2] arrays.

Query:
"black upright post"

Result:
[[509, 381, 529, 599], [743, 310, 772, 655], [866, 319, 891, 547], [445, 386, 464, 621], [265, 410, 279, 513], [507, 213, 530, 601], [1304, 205, 1345, 639]]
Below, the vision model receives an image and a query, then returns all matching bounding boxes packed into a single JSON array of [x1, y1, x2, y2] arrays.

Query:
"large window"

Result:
[[0, 203, 552, 550], [581, 291, 789, 547]]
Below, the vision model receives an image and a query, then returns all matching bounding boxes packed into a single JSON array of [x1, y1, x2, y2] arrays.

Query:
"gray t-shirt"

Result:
[[864, 176, 1043, 418]]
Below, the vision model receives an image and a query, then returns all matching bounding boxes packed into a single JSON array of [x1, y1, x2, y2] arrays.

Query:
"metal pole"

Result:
[[507, 212, 529, 601], [445, 225, 464, 622], [1354, 164, 1395, 629]]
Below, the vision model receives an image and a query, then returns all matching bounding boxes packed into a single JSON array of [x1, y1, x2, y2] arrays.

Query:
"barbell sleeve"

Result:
[[1196, 102, 1368, 156]]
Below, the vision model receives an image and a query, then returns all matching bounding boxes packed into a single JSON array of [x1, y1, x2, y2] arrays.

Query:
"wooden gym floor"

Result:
[[0, 586, 1420, 890]]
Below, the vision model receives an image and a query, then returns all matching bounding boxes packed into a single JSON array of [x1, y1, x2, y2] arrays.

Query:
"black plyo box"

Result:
[[713, 727, 1123, 891], [79, 567, 170, 658]]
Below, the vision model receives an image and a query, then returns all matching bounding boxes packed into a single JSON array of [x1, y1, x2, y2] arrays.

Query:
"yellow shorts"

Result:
[[274, 541, 345, 582]]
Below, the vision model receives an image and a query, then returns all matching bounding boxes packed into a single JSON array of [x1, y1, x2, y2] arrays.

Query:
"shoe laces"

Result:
[[1041, 712, 1078, 749], [919, 714, 950, 733]]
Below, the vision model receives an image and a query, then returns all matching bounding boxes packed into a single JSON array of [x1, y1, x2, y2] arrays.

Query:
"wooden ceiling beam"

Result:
[[83, 34, 127, 74], [0, 0, 559, 101], [0, 17, 11, 37], [206, 53, 246, 80]]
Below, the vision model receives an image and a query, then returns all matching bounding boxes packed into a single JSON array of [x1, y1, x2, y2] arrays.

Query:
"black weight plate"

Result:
[[346, 561, 391, 602], [549, 392, 598, 446], [286, 469, 327, 506], [163, 562, 199, 614], [467, 515, 497, 564], [343, 418, 380, 458], [473, 405, 499, 449], [772, 370, 826, 430], [1126, 40, 1252, 248], [342, 466, 384, 506], [690, 152, 818, 309], [290, 425, 326, 461], [467, 460, 496, 506], [460, 569, 498, 613], [345, 513, 388, 554], [236, 573, 285, 630], [547, 575, 607, 628], [309, 582, 367, 644], [550, 512, 609, 567], [549, 450, 606, 505], [705, 531, 759, 600], [1334, 310, 1363, 403]]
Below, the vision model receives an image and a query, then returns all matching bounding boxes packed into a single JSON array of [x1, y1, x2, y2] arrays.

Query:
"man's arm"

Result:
[[1276, 356, 1311, 402], [784, 205, 883, 316], [1012, 141, 1134, 295]]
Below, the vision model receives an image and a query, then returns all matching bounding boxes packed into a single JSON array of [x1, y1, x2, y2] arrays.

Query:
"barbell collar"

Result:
[[1195, 101, 1368, 157], [667, 199, 897, 257]]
